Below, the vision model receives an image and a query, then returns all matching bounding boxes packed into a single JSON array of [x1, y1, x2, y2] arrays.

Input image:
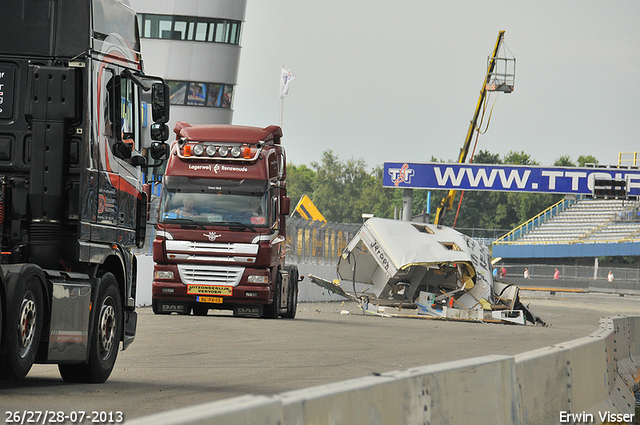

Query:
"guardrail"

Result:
[[127, 315, 640, 425], [494, 197, 577, 244], [496, 263, 640, 284], [285, 218, 361, 265]]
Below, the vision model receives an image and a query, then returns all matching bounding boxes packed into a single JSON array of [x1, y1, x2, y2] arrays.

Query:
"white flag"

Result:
[[279, 68, 296, 99]]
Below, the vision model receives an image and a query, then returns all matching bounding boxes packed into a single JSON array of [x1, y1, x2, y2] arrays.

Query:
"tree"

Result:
[[355, 166, 400, 219], [554, 155, 575, 167], [287, 164, 315, 211], [504, 150, 538, 166], [472, 149, 501, 164], [311, 151, 379, 223], [449, 150, 502, 229], [577, 155, 598, 167]]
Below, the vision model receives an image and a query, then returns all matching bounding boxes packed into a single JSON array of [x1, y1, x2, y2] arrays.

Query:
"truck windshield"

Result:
[[159, 189, 270, 228]]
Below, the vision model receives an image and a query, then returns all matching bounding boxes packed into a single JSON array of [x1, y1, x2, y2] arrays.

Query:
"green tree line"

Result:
[[287, 150, 598, 232]]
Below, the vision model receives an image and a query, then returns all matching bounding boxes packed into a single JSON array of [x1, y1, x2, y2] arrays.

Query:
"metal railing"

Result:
[[494, 197, 577, 244], [285, 218, 361, 265], [497, 263, 640, 283]]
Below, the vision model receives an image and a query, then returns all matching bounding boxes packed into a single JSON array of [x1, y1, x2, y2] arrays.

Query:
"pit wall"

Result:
[[126, 303, 640, 424]]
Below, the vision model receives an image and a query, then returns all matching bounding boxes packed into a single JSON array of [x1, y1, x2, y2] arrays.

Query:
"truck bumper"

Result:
[[152, 280, 272, 310]]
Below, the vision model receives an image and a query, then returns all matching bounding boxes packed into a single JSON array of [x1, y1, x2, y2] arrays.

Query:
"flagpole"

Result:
[[280, 94, 284, 128], [279, 66, 295, 129], [280, 63, 285, 127]]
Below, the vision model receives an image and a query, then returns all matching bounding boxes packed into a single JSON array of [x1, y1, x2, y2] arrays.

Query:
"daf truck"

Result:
[[0, 0, 171, 382], [152, 122, 299, 319]]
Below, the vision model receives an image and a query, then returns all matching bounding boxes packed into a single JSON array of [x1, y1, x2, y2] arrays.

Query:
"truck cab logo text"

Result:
[[189, 164, 212, 172], [188, 164, 248, 174]]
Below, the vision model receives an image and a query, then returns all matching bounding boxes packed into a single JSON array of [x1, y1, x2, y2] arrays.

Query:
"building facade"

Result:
[[129, 0, 246, 132]]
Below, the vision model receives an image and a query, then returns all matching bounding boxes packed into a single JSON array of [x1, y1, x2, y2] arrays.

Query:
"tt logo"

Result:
[[388, 163, 415, 186], [204, 231, 222, 241]]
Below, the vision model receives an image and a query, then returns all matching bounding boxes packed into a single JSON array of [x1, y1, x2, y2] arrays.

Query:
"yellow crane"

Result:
[[433, 30, 514, 225]]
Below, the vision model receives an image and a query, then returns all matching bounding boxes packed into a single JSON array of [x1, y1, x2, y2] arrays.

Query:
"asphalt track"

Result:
[[2, 290, 640, 422]]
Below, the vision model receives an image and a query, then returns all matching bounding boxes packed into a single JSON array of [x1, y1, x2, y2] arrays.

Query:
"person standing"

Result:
[[524, 267, 530, 279], [553, 268, 560, 280], [608, 270, 614, 282]]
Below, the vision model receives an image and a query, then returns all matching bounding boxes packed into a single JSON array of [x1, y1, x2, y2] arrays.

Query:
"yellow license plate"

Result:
[[187, 285, 233, 296], [197, 296, 223, 304]]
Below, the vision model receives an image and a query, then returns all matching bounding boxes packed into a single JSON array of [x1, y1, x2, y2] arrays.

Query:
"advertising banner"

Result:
[[383, 162, 640, 196]]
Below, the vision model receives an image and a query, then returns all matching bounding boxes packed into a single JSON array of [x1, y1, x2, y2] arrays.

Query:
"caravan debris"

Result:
[[308, 218, 545, 325]]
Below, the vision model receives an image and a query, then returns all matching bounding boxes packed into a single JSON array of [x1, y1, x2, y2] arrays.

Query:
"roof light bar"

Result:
[[176, 141, 264, 162]]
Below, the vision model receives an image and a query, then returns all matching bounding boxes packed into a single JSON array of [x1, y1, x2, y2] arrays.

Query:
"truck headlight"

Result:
[[247, 275, 268, 284], [155, 270, 174, 279], [206, 145, 217, 156], [231, 146, 242, 157], [193, 143, 205, 156]]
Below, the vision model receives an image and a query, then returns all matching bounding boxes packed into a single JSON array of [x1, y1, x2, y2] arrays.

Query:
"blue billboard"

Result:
[[383, 162, 640, 196]]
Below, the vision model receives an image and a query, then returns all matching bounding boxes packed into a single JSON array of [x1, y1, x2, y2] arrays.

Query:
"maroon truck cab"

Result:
[[152, 122, 299, 318]]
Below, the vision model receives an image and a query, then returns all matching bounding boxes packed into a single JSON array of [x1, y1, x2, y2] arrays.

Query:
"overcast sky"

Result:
[[232, 1, 640, 170]]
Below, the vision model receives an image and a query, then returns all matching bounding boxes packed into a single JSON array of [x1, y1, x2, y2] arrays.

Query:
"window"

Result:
[[120, 76, 140, 151], [173, 19, 188, 40], [159, 189, 270, 228], [206, 84, 222, 107], [440, 242, 461, 251], [167, 80, 234, 109], [194, 22, 208, 41], [139, 14, 242, 45], [103, 71, 142, 159], [143, 14, 172, 38], [187, 83, 206, 106], [167, 81, 187, 105]]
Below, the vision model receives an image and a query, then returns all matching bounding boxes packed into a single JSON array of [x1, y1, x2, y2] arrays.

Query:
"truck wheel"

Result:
[[263, 276, 281, 319], [59, 273, 122, 383], [0, 275, 44, 380], [282, 266, 298, 319]]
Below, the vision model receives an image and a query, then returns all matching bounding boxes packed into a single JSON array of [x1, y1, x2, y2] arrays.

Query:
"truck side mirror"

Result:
[[151, 82, 170, 124], [281, 196, 291, 216], [150, 123, 169, 142], [130, 154, 147, 167], [150, 141, 169, 160], [112, 140, 132, 159]]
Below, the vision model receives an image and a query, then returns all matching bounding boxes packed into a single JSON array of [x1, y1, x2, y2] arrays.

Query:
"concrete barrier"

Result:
[[130, 257, 640, 423], [127, 315, 640, 425]]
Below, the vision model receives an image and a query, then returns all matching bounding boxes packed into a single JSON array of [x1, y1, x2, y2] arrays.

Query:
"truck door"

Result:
[[116, 75, 144, 246], [96, 66, 120, 236], [92, 64, 143, 247]]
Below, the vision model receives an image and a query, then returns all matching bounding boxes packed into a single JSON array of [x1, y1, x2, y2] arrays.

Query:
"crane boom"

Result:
[[434, 31, 507, 225]]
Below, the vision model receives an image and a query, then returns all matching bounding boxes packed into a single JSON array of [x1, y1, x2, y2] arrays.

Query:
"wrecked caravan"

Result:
[[309, 218, 542, 325]]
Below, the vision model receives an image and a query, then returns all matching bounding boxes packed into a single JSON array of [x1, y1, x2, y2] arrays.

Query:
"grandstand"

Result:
[[492, 197, 640, 259]]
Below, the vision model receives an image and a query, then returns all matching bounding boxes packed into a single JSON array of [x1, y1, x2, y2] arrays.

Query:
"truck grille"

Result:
[[166, 240, 258, 255], [177, 264, 244, 286]]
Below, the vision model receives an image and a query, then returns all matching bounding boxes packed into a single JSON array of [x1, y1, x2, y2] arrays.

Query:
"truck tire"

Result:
[[0, 275, 44, 380], [59, 273, 122, 383], [263, 274, 281, 319], [282, 266, 298, 319]]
